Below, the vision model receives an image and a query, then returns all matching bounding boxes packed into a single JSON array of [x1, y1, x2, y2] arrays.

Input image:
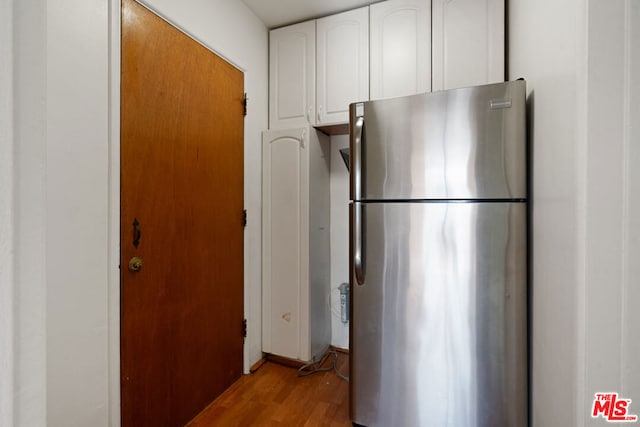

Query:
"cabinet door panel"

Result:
[[317, 7, 369, 125], [370, 0, 431, 99], [262, 129, 307, 359], [269, 22, 315, 129], [262, 128, 330, 363], [432, 0, 504, 91]]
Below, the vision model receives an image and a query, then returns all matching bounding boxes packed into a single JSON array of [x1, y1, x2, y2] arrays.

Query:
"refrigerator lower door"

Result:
[[350, 202, 527, 427]]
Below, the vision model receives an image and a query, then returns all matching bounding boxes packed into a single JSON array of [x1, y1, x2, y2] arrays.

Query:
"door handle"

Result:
[[132, 218, 141, 248], [353, 202, 365, 286], [128, 256, 144, 272], [352, 116, 364, 201], [351, 111, 365, 285]]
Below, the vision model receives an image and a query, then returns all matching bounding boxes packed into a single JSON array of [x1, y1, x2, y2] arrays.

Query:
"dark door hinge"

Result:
[[242, 318, 247, 341], [242, 209, 247, 227], [242, 93, 248, 116]]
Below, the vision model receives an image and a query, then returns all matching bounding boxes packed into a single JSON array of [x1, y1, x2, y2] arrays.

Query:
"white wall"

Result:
[[509, 0, 640, 425], [329, 135, 350, 349], [46, 1, 111, 425], [625, 0, 640, 406], [583, 1, 640, 424], [509, 2, 587, 425], [6, 0, 268, 426], [0, 0, 15, 425], [12, 0, 48, 425]]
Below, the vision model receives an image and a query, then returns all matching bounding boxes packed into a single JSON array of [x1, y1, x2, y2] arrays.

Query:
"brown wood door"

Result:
[[120, 1, 244, 426]]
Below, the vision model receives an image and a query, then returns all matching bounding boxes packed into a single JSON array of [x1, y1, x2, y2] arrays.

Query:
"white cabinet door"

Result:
[[370, 0, 431, 100], [262, 128, 307, 360], [317, 7, 369, 126], [432, 0, 504, 91], [269, 21, 315, 129], [262, 127, 330, 362]]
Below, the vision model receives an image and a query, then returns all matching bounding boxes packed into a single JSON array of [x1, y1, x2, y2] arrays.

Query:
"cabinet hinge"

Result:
[[242, 93, 248, 116], [242, 209, 247, 227], [242, 318, 247, 341]]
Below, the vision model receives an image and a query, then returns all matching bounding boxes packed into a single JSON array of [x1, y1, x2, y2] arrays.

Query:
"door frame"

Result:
[[107, 1, 253, 424]]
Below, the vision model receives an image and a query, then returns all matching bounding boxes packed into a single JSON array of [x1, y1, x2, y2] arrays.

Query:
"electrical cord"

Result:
[[297, 349, 349, 382]]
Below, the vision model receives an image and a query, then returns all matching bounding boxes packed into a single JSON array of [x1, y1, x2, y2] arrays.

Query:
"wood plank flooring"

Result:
[[187, 352, 351, 426]]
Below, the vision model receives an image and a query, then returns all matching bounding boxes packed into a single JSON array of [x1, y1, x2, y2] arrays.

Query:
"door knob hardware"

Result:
[[128, 256, 144, 272], [133, 218, 141, 248]]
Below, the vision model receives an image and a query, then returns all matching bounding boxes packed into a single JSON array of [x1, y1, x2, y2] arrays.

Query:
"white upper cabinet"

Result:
[[269, 21, 316, 129], [432, 0, 505, 91], [267, 0, 505, 129], [316, 7, 369, 126], [370, 0, 431, 100]]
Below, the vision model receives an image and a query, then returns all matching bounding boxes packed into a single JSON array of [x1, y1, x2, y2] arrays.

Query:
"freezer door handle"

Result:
[[353, 116, 364, 201], [354, 202, 365, 285]]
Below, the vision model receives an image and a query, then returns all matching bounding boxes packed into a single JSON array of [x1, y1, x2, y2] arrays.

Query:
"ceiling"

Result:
[[242, 0, 383, 29]]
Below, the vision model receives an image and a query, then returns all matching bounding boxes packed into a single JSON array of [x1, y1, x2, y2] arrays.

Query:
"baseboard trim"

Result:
[[261, 346, 349, 371], [264, 353, 307, 369], [249, 355, 268, 373], [331, 345, 349, 354]]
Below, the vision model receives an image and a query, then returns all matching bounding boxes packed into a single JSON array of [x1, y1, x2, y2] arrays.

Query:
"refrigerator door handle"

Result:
[[354, 202, 365, 286], [353, 116, 364, 201]]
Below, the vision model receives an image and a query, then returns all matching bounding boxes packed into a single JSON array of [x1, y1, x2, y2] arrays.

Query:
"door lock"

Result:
[[128, 256, 144, 272]]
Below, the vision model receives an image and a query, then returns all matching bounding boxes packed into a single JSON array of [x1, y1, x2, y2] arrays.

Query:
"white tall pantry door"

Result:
[[262, 128, 331, 362]]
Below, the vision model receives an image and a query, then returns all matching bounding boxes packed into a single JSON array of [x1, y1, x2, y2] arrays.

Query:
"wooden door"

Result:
[[120, 1, 244, 426]]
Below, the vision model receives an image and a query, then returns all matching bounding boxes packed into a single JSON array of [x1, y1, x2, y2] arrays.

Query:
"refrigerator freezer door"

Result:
[[349, 81, 526, 201], [350, 201, 527, 427]]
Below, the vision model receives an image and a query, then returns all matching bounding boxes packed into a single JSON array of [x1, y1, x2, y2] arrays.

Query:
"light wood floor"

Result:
[[187, 352, 351, 426]]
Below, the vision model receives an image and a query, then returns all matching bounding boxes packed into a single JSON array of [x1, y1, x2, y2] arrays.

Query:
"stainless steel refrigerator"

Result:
[[349, 80, 527, 427]]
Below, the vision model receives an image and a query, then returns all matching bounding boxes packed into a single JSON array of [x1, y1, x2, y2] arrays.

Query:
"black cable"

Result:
[[297, 349, 349, 382]]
